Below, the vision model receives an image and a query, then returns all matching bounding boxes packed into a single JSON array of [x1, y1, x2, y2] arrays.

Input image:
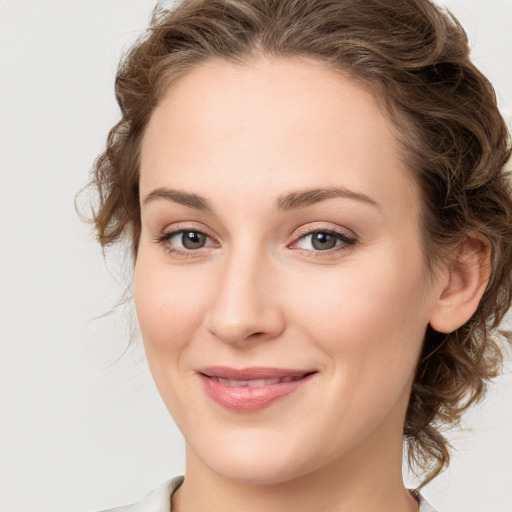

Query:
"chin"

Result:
[[187, 427, 327, 485], [208, 454, 309, 485]]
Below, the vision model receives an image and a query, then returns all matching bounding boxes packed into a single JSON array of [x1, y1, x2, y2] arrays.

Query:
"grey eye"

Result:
[[294, 229, 356, 253], [180, 231, 207, 249], [296, 231, 341, 251], [310, 232, 338, 250]]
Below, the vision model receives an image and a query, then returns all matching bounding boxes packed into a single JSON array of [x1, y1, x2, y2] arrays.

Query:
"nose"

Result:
[[205, 248, 285, 345]]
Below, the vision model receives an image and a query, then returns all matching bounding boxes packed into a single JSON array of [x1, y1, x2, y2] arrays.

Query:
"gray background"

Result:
[[1, 1, 511, 511]]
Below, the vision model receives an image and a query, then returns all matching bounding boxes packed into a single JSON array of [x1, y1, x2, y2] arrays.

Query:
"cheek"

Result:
[[133, 254, 215, 422], [134, 255, 208, 360], [288, 249, 430, 371], [283, 251, 430, 443]]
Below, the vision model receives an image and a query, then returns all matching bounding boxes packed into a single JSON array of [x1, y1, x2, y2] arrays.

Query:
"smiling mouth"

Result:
[[197, 367, 317, 411], [208, 375, 306, 387]]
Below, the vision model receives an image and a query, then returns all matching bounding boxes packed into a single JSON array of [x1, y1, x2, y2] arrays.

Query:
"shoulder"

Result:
[[93, 476, 184, 512]]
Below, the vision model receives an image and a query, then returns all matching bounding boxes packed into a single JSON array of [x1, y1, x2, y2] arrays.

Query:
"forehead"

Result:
[[140, 57, 418, 218]]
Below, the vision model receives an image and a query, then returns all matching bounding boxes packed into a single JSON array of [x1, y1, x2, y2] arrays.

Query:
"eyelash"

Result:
[[155, 227, 357, 257], [290, 228, 357, 255], [154, 228, 218, 257]]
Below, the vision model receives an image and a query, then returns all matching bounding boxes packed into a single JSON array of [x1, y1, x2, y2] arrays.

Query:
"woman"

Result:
[[89, 0, 512, 511]]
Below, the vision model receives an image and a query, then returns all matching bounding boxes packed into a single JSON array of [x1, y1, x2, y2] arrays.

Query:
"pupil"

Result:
[[182, 231, 206, 249], [312, 232, 336, 250]]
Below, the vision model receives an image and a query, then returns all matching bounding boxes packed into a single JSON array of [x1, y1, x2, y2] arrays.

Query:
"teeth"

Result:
[[248, 378, 280, 387], [212, 376, 303, 386]]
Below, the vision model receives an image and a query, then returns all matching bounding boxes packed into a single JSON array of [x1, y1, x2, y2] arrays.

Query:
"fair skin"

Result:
[[135, 57, 489, 512]]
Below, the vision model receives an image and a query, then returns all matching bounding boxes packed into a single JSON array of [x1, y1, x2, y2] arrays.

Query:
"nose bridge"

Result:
[[206, 239, 283, 344]]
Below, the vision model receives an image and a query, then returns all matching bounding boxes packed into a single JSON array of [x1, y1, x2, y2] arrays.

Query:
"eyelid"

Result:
[[289, 224, 357, 253], [154, 222, 220, 253], [158, 229, 216, 245], [293, 222, 355, 239], [158, 222, 217, 239]]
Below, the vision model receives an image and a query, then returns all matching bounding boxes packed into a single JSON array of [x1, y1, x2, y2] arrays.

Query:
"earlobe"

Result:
[[429, 233, 491, 334]]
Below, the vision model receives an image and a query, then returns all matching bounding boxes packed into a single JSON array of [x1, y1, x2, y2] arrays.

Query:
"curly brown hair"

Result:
[[89, 0, 512, 483]]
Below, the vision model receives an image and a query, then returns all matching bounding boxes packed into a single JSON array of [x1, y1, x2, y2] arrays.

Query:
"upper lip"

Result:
[[197, 366, 317, 380]]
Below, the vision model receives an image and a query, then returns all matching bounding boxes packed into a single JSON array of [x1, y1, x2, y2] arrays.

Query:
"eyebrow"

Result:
[[142, 185, 379, 212], [143, 187, 213, 212], [276, 186, 379, 211]]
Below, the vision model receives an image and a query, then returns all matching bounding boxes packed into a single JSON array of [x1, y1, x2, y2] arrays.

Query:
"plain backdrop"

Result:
[[1, 1, 511, 511]]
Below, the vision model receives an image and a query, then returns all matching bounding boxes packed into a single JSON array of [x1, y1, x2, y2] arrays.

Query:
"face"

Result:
[[135, 58, 442, 484]]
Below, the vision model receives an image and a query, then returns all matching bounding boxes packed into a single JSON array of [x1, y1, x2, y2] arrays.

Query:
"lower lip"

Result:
[[199, 373, 315, 412]]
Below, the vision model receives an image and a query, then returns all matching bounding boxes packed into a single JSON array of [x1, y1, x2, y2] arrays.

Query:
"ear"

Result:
[[429, 233, 491, 334]]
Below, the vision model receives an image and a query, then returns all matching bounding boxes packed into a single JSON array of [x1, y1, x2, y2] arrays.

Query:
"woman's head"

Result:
[[90, 0, 512, 483]]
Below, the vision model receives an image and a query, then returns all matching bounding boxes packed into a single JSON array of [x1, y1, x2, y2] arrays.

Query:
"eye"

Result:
[[294, 229, 356, 252], [156, 229, 216, 253], [175, 230, 208, 249]]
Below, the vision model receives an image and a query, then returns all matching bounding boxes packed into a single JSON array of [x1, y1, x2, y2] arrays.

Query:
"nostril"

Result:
[[247, 331, 267, 340]]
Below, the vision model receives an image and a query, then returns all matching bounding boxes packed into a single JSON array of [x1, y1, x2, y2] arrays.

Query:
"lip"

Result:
[[197, 366, 317, 412]]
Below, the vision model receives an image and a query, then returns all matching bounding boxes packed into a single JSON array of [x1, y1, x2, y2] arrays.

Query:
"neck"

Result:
[[174, 432, 418, 512]]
